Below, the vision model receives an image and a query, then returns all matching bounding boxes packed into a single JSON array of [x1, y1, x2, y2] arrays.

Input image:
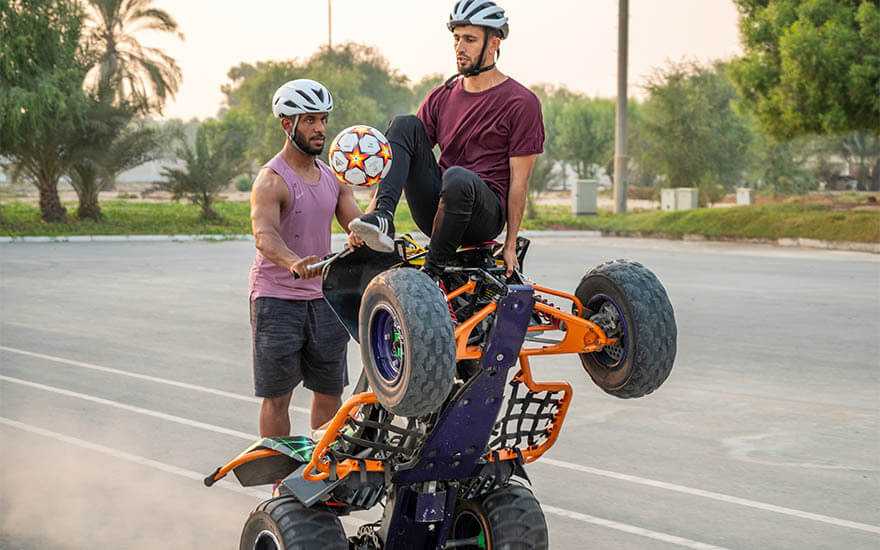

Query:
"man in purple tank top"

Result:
[[349, 0, 544, 281], [248, 79, 363, 438]]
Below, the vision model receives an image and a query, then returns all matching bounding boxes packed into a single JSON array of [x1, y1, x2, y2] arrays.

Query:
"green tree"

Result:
[[68, 97, 162, 219], [154, 112, 253, 218], [412, 73, 446, 108], [525, 153, 557, 219], [82, 0, 183, 113], [221, 43, 417, 169], [531, 84, 582, 189], [637, 60, 752, 204], [0, 0, 91, 222], [623, 101, 662, 189], [746, 133, 817, 196], [557, 97, 616, 179], [838, 132, 880, 190], [729, 0, 880, 138]]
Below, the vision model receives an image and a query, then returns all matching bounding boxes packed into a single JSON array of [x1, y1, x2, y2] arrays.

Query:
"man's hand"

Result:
[[347, 231, 364, 249], [290, 255, 321, 279], [504, 154, 535, 279], [502, 242, 519, 278]]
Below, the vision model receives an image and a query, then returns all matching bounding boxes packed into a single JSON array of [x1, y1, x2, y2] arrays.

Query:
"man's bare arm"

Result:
[[503, 154, 537, 276], [335, 181, 364, 233], [335, 180, 365, 248], [250, 168, 320, 279]]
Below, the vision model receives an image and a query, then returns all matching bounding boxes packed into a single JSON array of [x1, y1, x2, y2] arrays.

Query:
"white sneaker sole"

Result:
[[349, 219, 395, 253]]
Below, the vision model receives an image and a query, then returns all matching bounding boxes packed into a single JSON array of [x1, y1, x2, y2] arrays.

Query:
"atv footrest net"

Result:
[[488, 374, 572, 463]]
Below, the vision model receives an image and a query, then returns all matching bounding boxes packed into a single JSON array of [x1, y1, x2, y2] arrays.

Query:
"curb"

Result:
[[0, 234, 254, 244], [0, 231, 876, 253]]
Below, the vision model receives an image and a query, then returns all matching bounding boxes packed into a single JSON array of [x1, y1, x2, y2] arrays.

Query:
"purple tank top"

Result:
[[249, 154, 339, 301]]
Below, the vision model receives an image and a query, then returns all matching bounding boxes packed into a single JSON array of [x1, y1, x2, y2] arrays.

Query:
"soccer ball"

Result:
[[328, 125, 393, 187]]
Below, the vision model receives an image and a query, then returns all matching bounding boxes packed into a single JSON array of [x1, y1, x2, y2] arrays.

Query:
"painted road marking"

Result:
[[1, 416, 728, 548], [4, 346, 879, 536], [539, 458, 880, 536], [0, 416, 362, 529], [1, 374, 255, 440], [0, 345, 309, 414]]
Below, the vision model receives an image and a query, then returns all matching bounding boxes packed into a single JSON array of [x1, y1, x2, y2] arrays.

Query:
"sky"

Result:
[[149, 0, 743, 121]]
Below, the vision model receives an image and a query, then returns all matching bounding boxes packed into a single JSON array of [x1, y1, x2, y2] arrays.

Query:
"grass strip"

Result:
[[1, 200, 877, 243]]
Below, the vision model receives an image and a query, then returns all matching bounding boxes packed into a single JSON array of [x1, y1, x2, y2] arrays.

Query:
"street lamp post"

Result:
[[614, 0, 629, 214], [328, 0, 332, 48]]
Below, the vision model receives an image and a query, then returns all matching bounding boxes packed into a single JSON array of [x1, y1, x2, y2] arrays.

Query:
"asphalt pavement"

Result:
[[1, 235, 878, 549]]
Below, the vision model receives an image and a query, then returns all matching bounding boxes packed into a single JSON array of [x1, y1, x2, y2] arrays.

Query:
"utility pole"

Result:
[[614, 0, 629, 214], [328, 0, 332, 48]]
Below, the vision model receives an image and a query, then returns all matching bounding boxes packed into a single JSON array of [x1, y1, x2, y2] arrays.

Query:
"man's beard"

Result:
[[294, 128, 324, 155], [457, 56, 477, 75]]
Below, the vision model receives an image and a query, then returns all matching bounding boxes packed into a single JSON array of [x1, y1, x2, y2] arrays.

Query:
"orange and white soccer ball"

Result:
[[328, 125, 393, 187]]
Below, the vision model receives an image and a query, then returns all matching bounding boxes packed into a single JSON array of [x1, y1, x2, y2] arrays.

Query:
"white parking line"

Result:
[[0, 416, 362, 530], [1, 374, 255, 441], [543, 505, 728, 550], [1, 416, 726, 548], [539, 458, 880, 535], [4, 346, 880, 537], [0, 416, 266, 498], [0, 345, 310, 414]]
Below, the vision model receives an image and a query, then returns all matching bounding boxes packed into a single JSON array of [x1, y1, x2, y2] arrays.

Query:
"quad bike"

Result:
[[206, 235, 677, 549]]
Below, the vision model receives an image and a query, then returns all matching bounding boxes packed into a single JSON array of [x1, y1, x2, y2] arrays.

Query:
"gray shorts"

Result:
[[250, 297, 350, 398]]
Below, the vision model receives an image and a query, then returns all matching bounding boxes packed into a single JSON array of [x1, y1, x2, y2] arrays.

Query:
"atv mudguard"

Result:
[[321, 244, 403, 342]]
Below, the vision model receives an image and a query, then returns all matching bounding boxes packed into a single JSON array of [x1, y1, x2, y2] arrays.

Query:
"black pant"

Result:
[[376, 115, 505, 274]]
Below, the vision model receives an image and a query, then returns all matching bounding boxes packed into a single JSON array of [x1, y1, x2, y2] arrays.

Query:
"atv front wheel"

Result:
[[574, 259, 676, 398], [449, 484, 549, 550], [359, 268, 456, 417], [239, 497, 347, 550]]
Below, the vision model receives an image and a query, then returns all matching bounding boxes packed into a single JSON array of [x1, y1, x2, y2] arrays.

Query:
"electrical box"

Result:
[[661, 187, 699, 211], [572, 179, 598, 216], [676, 188, 698, 210], [736, 188, 754, 206]]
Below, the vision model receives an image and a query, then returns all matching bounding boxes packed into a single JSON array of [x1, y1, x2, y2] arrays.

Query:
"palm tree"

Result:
[[83, 0, 183, 113], [68, 97, 163, 220], [154, 115, 252, 219]]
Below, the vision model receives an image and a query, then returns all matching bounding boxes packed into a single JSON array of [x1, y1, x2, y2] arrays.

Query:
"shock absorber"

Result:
[[535, 294, 563, 329]]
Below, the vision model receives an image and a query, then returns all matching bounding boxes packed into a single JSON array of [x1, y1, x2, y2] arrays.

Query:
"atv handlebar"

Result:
[[290, 256, 334, 280], [290, 248, 347, 280]]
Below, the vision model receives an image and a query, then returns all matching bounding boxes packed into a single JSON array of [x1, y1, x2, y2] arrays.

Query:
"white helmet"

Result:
[[447, 0, 509, 39], [271, 79, 333, 118]]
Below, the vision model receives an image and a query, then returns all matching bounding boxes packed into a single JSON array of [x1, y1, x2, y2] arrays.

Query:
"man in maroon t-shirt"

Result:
[[350, 0, 544, 280]]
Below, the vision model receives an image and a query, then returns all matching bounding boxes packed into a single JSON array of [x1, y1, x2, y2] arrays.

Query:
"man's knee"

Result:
[[441, 167, 477, 203], [262, 393, 291, 414], [386, 114, 423, 140]]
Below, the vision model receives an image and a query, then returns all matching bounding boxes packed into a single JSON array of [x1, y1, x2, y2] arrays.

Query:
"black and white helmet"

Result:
[[447, 0, 509, 39], [271, 79, 333, 118]]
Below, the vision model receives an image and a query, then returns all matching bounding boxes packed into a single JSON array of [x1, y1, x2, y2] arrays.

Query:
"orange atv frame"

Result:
[[209, 238, 613, 486]]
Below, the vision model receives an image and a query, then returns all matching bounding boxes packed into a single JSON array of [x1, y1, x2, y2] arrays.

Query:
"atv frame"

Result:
[[207, 236, 676, 550]]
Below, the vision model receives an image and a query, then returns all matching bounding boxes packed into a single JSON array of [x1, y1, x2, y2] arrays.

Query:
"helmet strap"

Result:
[[445, 29, 497, 89], [285, 114, 309, 155]]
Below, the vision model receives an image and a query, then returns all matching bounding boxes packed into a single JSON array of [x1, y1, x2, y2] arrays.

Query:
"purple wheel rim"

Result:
[[369, 305, 404, 384]]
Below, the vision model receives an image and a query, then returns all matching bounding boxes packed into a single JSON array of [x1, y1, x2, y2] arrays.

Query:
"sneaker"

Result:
[[349, 211, 395, 253]]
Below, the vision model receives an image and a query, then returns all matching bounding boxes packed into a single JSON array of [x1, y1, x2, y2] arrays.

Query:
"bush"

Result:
[[233, 174, 252, 192]]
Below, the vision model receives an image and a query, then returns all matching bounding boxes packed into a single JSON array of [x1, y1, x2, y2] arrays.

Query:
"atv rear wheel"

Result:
[[449, 484, 549, 550], [239, 497, 347, 550], [575, 259, 676, 398], [359, 268, 456, 417]]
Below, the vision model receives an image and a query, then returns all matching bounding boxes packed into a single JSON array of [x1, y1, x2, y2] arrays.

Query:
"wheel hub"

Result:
[[588, 295, 628, 368], [370, 305, 405, 384]]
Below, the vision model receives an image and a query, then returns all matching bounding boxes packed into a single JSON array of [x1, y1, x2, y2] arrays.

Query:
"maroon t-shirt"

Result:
[[417, 78, 544, 211]]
